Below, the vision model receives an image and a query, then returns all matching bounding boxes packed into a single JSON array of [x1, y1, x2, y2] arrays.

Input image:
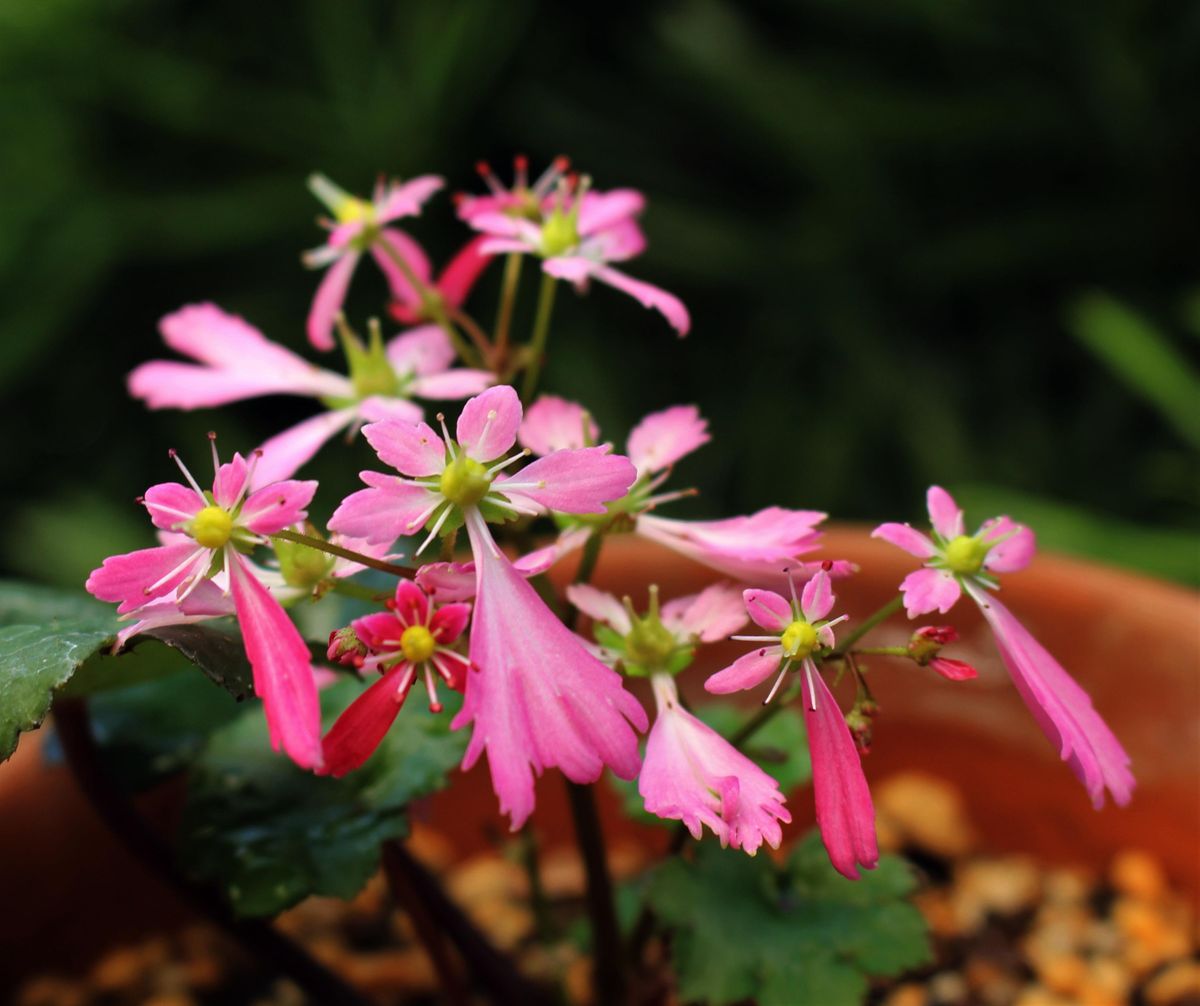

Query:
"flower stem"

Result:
[[271, 529, 410, 578], [852, 645, 910, 658], [54, 699, 373, 1006], [829, 594, 904, 657], [520, 272, 558, 403], [493, 252, 524, 368]]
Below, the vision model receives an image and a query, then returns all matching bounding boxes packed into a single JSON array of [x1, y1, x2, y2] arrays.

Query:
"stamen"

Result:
[[786, 567, 800, 612], [475, 160, 504, 196], [513, 154, 528, 190], [414, 504, 454, 557], [232, 449, 264, 512], [143, 545, 206, 596], [436, 413, 457, 460], [405, 500, 443, 534], [532, 156, 569, 198], [207, 431, 220, 474], [486, 449, 530, 477], [763, 659, 792, 705], [731, 635, 779, 643], [475, 409, 498, 452], [169, 449, 207, 502], [640, 488, 699, 511], [423, 667, 443, 713], [805, 660, 818, 711]]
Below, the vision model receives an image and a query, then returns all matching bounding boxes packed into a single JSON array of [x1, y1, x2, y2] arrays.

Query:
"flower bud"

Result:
[[327, 626, 367, 666]]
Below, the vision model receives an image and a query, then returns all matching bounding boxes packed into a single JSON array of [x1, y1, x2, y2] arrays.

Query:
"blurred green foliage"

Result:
[[1, 0, 1196, 586]]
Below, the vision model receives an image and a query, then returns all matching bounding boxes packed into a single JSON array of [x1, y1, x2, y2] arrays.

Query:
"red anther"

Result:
[[475, 160, 491, 177], [384, 597, 396, 610], [167, 448, 178, 458], [821, 559, 833, 571], [428, 701, 444, 714], [135, 496, 145, 504], [552, 155, 570, 172], [451, 191, 466, 205], [352, 655, 365, 669], [565, 171, 580, 191], [514, 154, 528, 172], [206, 430, 217, 440]]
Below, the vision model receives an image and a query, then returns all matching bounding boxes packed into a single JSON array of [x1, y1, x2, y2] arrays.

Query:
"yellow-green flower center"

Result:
[[781, 619, 819, 659], [944, 535, 989, 576], [625, 618, 678, 670], [190, 505, 233, 549], [335, 196, 375, 226], [540, 209, 580, 257], [400, 624, 436, 663], [439, 456, 492, 507]]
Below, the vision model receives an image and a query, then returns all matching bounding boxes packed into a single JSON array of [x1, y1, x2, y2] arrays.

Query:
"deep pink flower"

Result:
[[328, 385, 645, 825], [873, 486, 1134, 808], [908, 625, 978, 681], [518, 398, 847, 585], [321, 580, 471, 776], [461, 163, 690, 336], [387, 236, 492, 328], [129, 304, 493, 485], [704, 570, 878, 878], [86, 443, 323, 768], [640, 673, 790, 854], [304, 172, 444, 350]]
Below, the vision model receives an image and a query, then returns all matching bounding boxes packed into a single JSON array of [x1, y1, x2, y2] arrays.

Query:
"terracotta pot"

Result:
[[1, 530, 1196, 985]]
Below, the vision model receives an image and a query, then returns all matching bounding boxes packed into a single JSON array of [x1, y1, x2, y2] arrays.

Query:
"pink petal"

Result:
[[518, 396, 598, 456], [212, 455, 248, 510], [353, 611, 405, 651], [114, 580, 234, 649], [479, 237, 536, 257], [511, 527, 590, 576], [930, 657, 979, 681], [592, 265, 690, 336], [356, 396, 425, 424], [376, 175, 443, 223], [307, 251, 359, 351], [229, 554, 322, 769], [927, 485, 964, 539], [430, 602, 471, 645], [704, 646, 783, 694], [142, 482, 204, 531], [971, 588, 1134, 808], [503, 447, 636, 514], [661, 582, 747, 642], [899, 568, 962, 618], [159, 303, 326, 377], [239, 480, 318, 536], [587, 218, 647, 262], [253, 410, 356, 487], [626, 405, 710, 476], [565, 584, 632, 635], [128, 361, 350, 410], [435, 235, 492, 309], [456, 385, 522, 462], [637, 508, 826, 563], [542, 255, 595, 286], [328, 476, 440, 544], [321, 665, 411, 776], [371, 229, 431, 307], [385, 325, 453, 378], [393, 579, 431, 627], [802, 664, 879, 879], [576, 189, 646, 237], [981, 516, 1037, 573], [743, 589, 792, 632], [362, 419, 446, 477], [453, 513, 647, 829], [86, 541, 208, 614], [408, 369, 495, 400], [870, 522, 937, 559], [800, 569, 835, 623], [415, 561, 477, 603]]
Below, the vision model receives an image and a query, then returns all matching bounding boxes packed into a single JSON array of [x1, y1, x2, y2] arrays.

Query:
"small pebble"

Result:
[[881, 982, 928, 1006], [1109, 849, 1168, 901], [1144, 960, 1200, 1006], [877, 772, 976, 857]]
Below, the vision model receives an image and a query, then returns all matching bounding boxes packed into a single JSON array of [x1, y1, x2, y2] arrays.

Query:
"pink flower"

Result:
[[303, 172, 445, 350], [518, 398, 846, 585], [129, 304, 493, 485], [320, 580, 471, 776], [462, 164, 690, 336], [327, 385, 645, 826], [386, 235, 492, 328], [873, 486, 1134, 808], [85, 443, 323, 768], [640, 673, 790, 854], [705, 571, 878, 878]]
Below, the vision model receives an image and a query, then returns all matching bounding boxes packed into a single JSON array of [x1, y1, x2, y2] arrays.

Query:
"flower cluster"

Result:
[[86, 160, 1132, 881]]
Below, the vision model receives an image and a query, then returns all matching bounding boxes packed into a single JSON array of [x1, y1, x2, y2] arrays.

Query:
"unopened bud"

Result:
[[908, 625, 958, 665], [327, 626, 367, 666]]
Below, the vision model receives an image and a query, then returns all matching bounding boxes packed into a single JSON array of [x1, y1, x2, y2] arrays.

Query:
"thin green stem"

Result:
[[493, 252, 524, 363], [520, 273, 558, 403], [829, 595, 904, 657], [852, 645, 910, 658], [271, 529, 410, 578]]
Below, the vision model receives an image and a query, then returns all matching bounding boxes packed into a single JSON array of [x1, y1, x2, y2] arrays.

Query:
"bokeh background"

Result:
[[2, 0, 1197, 589]]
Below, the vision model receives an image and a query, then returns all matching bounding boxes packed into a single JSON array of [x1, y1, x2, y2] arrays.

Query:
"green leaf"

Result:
[[180, 678, 467, 916], [647, 835, 930, 1006], [0, 580, 118, 761], [137, 624, 255, 701]]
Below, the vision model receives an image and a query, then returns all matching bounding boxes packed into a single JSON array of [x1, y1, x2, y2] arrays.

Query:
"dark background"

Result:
[[2, 0, 1197, 588]]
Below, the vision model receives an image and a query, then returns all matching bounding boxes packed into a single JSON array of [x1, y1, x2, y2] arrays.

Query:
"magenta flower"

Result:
[[705, 571, 878, 878], [129, 304, 493, 486], [85, 444, 323, 768], [321, 579, 471, 777], [641, 673, 791, 854], [327, 385, 646, 827], [304, 172, 444, 350], [872, 487, 1134, 808], [462, 167, 690, 336], [518, 397, 846, 585]]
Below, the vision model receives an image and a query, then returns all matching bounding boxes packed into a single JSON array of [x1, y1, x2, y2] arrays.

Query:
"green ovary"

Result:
[[540, 210, 579, 257], [440, 456, 492, 507], [400, 625, 436, 663], [625, 619, 678, 670], [944, 535, 989, 576], [781, 619, 819, 659], [189, 505, 233, 549]]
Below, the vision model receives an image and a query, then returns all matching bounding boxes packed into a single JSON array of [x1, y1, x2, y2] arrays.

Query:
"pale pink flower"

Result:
[[129, 304, 492, 485], [640, 673, 790, 854], [705, 571, 878, 878], [303, 172, 444, 350], [518, 398, 847, 585], [872, 486, 1134, 808], [462, 163, 690, 336], [321, 579, 471, 777], [327, 385, 645, 826], [85, 443, 323, 768]]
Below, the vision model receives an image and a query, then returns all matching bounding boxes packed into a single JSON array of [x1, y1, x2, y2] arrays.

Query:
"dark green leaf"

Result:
[[138, 624, 255, 701], [180, 678, 467, 916], [647, 835, 930, 1006]]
